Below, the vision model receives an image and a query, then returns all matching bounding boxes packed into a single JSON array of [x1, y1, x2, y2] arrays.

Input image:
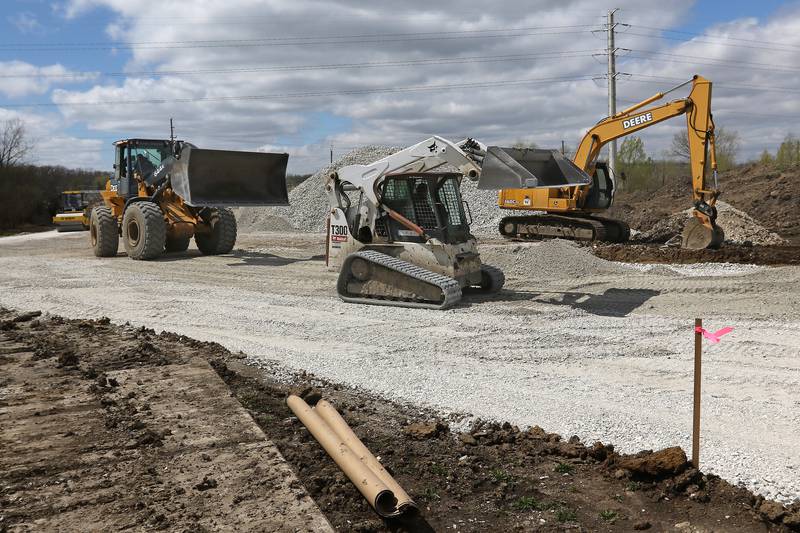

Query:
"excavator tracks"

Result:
[[498, 214, 630, 243], [337, 250, 462, 310]]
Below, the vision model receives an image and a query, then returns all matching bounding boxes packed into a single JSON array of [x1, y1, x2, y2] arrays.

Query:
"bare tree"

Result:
[[0, 118, 33, 168], [669, 128, 739, 171]]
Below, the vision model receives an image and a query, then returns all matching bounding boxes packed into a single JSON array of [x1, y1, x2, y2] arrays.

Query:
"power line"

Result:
[[622, 49, 800, 74], [0, 50, 602, 79], [1, 75, 597, 108], [623, 30, 800, 54], [624, 74, 800, 95], [629, 24, 800, 50], [0, 26, 598, 52]]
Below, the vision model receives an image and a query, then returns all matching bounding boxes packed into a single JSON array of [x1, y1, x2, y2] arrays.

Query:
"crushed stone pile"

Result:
[[235, 145, 505, 236], [639, 200, 787, 246], [482, 239, 631, 279], [234, 146, 400, 233]]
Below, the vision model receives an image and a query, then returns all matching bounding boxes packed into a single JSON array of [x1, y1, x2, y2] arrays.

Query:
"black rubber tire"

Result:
[[89, 206, 119, 257], [165, 235, 191, 253], [478, 264, 505, 293], [122, 201, 166, 260], [195, 207, 237, 255]]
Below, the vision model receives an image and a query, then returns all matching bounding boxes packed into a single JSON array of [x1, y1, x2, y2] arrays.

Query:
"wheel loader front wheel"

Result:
[[195, 207, 237, 255], [122, 201, 166, 260], [89, 206, 119, 257]]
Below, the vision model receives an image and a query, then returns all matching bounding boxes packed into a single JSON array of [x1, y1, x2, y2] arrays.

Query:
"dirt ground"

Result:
[[608, 163, 800, 244], [2, 309, 798, 532], [1, 230, 799, 511], [592, 243, 800, 265]]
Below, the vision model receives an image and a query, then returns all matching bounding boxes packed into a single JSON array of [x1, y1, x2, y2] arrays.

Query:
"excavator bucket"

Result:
[[169, 146, 289, 207], [477, 147, 593, 190]]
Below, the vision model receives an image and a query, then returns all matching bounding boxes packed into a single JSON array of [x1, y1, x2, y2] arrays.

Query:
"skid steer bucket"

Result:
[[169, 146, 289, 207], [477, 147, 592, 190]]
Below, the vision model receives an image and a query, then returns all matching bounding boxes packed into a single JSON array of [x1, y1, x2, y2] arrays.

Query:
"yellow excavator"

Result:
[[487, 75, 723, 249]]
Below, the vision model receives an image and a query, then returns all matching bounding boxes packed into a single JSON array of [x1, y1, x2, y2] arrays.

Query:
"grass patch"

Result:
[[554, 462, 575, 474], [600, 510, 618, 522], [421, 487, 440, 501], [490, 469, 513, 483], [556, 506, 578, 523], [626, 481, 641, 492], [512, 496, 541, 511], [430, 463, 448, 477]]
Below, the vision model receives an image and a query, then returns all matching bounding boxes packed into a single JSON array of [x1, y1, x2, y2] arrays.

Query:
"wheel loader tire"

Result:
[[89, 206, 119, 257], [195, 207, 237, 255], [165, 235, 191, 253], [122, 201, 166, 260]]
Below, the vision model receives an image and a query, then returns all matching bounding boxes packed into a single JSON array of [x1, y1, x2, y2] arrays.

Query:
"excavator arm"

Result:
[[572, 75, 722, 248], [574, 75, 718, 208]]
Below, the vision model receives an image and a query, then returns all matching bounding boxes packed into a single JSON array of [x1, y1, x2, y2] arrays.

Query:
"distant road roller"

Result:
[[90, 138, 289, 260]]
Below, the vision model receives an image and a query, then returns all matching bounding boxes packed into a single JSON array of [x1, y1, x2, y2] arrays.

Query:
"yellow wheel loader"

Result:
[[90, 138, 289, 260], [53, 190, 102, 232], [325, 136, 592, 309], [482, 75, 723, 249]]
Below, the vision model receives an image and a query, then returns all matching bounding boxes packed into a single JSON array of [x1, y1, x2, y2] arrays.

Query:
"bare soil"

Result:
[[2, 308, 798, 532], [608, 163, 800, 244], [592, 243, 800, 265]]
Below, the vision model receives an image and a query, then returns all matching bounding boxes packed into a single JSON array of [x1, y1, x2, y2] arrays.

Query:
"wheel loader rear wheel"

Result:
[[165, 235, 191, 253], [89, 206, 119, 257], [195, 207, 237, 255], [122, 201, 166, 260]]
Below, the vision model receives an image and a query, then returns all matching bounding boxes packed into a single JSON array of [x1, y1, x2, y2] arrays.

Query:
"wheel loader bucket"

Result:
[[169, 146, 289, 207], [477, 147, 592, 190]]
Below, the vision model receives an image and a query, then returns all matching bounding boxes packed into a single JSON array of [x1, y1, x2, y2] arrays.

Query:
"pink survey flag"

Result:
[[695, 326, 734, 344]]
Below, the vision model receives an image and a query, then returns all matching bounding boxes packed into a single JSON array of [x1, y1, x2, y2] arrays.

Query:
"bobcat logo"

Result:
[[428, 141, 438, 153]]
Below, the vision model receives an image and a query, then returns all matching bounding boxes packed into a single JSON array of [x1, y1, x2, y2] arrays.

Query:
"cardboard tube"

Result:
[[314, 400, 416, 513], [286, 395, 399, 517]]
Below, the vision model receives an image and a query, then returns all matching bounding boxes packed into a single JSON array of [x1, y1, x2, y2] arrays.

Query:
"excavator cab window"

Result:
[[583, 162, 614, 210]]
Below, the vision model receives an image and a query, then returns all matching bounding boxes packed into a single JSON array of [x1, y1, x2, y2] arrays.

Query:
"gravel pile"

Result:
[[482, 239, 630, 279], [236, 145, 506, 236], [639, 201, 787, 246]]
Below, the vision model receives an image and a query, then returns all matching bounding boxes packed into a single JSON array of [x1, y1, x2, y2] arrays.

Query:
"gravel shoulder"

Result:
[[1, 230, 799, 505]]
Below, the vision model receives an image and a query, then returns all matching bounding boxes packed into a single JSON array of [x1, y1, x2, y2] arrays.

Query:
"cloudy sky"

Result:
[[1, 0, 798, 173]]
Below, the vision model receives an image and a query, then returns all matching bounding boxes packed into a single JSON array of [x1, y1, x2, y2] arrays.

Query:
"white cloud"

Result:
[[7, 0, 800, 173], [8, 12, 43, 34], [0, 61, 97, 98]]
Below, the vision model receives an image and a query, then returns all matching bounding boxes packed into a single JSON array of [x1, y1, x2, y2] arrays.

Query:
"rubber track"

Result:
[[337, 250, 462, 310], [499, 214, 609, 242]]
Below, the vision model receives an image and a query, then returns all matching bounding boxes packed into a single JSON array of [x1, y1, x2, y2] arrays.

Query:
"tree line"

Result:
[[0, 119, 107, 230]]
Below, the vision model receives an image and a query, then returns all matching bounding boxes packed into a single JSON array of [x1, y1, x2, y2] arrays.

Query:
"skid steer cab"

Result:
[[89, 138, 289, 260]]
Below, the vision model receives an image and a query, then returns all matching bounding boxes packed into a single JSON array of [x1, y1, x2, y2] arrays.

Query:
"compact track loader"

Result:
[[90, 138, 288, 260], [325, 136, 591, 310]]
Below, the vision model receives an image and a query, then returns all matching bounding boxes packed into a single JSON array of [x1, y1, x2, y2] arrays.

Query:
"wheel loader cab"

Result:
[[377, 173, 471, 244], [113, 139, 173, 198]]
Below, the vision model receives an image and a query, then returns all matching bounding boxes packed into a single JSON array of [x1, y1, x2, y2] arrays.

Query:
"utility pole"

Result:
[[561, 140, 566, 156], [169, 118, 175, 143], [330, 143, 333, 164], [607, 9, 618, 185]]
